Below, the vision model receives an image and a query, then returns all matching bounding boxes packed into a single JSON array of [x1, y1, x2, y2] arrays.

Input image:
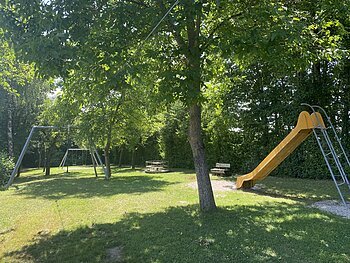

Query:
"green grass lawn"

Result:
[[0, 167, 349, 262]]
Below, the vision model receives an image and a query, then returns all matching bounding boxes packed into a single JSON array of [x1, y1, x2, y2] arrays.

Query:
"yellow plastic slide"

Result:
[[236, 111, 325, 189]]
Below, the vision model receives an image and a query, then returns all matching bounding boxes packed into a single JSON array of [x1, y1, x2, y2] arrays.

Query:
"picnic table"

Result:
[[145, 160, 170, 173]]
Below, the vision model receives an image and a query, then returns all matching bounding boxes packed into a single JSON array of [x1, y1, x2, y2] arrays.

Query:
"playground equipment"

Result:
[[4, 126, 56, 189], [59, 148, 105, 176], [4, 126, 107, 189], [236, 105, 350, 205]]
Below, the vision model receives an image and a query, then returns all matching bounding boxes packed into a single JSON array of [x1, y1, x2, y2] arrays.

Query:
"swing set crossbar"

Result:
[[59, 148, 105, 178], [4, 126, 107, 189]]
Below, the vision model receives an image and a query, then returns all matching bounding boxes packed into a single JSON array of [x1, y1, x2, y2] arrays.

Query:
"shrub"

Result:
[[0, 152, 15, 187]]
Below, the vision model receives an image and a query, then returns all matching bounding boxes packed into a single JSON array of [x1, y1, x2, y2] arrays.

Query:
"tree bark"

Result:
[[188, 104, 217, 211], [104, 147, 111, 179], [45, 147, 51, 176], [159, 0, 216, 211], [186, 1, 216, 211]]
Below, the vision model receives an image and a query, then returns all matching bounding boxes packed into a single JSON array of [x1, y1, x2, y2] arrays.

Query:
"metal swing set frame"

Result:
[[59, 148, 105, 176], [4, 125, 107, 189]]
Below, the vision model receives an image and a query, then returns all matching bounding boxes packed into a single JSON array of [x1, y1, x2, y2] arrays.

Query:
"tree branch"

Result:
[[124, 0, 150, 8], [201, 11, 243, 51], [156, 0, 187, 54]]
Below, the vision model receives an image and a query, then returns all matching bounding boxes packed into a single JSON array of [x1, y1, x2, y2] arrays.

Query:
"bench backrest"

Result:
[[216, 163, 230, 169]]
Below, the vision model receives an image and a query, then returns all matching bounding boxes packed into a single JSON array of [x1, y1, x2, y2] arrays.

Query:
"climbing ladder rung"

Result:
[[326, 152, 344, 158], [302, 103, 350, 206]]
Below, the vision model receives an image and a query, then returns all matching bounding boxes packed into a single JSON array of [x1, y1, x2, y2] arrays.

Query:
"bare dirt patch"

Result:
[[106, 246, 123, 262], [311, 200, 350, 219], [188, 180, 237, 192]]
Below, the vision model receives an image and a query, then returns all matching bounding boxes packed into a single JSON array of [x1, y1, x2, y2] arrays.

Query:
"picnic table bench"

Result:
[[210, 163, 231, 176]]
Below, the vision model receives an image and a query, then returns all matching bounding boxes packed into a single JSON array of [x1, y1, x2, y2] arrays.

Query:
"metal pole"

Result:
[[313, 128, 347, 205], [5, 127, 36, 189], [301, 104, 348, 205], [92, 152, 99, 168], [59, 150, 69, 167], [90, 149, 98, 177], [94, 150, 108, 178], [313, 106, 350, 183], [4, 126, 57, 189]]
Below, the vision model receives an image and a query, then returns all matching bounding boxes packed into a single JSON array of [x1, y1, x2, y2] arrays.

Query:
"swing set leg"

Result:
[[90, 150, 98, 177]]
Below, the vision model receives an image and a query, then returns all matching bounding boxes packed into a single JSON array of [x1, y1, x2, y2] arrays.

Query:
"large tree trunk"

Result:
[[45, 147, 51, 176], [104, 115, 116, 179], [188, 104, 216, 211], [186, 2, 216, 211], [44, 140, 57, 176], [104, 146, 111, 179], [159, 0, 216, 211]]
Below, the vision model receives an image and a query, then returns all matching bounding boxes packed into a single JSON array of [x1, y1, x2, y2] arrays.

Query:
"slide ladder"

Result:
[[303, 104, 350, 205], [236, 105, 350, 205]]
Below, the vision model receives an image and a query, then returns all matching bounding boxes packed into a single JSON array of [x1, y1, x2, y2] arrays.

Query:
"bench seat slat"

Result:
[[211, 163, 231, 176], [216, 163, 230, 168]]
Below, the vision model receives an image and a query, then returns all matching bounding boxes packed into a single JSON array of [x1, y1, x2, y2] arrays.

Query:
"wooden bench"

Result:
[[210, 163, 231, 176]]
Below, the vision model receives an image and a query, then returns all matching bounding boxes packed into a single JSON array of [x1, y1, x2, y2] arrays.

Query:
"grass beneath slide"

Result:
[[0, 167, 349, 262]]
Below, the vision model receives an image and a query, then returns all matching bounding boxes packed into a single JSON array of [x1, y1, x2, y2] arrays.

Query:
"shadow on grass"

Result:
[[111, 167, 196, 175], [5, 203, 350, 263], [169, 168, 196, 175], [111, 167, 144, 174], [14, 174, 174, 200], [254, 177, 342, 203], [14, 165, 128, 185], [12, 172, 74, 184]]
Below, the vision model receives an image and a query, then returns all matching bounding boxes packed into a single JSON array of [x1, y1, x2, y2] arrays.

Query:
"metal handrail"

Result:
[[311, 105, 350, 170], [301, 103, 350, 205]]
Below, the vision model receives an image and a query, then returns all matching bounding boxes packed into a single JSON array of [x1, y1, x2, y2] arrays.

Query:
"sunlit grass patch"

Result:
[[0, 167, 349, 262]]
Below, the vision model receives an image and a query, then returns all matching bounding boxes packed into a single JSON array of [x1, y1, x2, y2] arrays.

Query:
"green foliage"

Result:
[[158, 102, 193, 168], [216, 0, 349, 71], [0, 151, 14, 186], [0, 29, 35, 93], [0, 0, 164, 171], [0, 29, 52, 164]]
